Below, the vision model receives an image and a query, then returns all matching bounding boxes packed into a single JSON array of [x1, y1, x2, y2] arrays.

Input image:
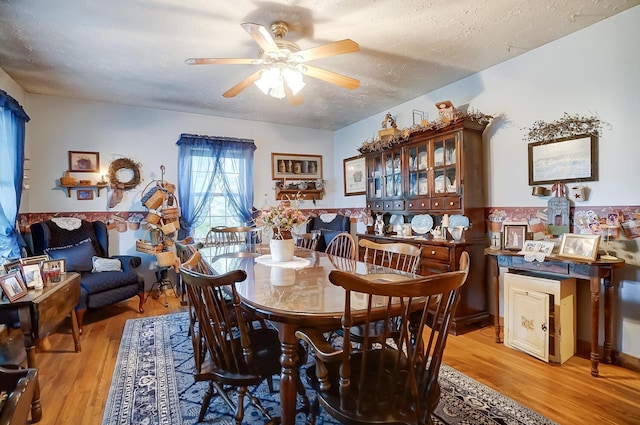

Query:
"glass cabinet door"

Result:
[[367, 155, 383, 199], [383, 150, 402, 198], [432, 134, 458, 195], [407, 143, 429, 197]]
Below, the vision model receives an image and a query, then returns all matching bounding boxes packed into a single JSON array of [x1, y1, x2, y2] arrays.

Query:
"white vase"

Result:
[[270, 238, 295, 262]]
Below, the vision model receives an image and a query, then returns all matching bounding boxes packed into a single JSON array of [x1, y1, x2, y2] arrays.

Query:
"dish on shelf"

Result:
[[445, 147, 456, 164], [434, 175, 452, 193], [434, 148, 444, 166], [449, 214, 470, 229], [419, 177, 428, 195], [411, 214, 433, 234], [389, 214, 403, 226], [418, 151, 427, 170]]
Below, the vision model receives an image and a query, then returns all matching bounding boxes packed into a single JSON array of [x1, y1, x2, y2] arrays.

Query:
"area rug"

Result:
[[102, 313, 557, 425]]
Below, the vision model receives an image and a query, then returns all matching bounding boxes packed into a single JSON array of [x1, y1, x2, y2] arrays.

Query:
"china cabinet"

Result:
[[360, 118, 490, 334]]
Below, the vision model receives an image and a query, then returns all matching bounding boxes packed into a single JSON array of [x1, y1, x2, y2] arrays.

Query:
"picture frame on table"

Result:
[[271, 153, 322, 180], [558, 233, 600, 261], [528, 134, 598, 185], [503, 224, 528, 251], [3, 259, 22, 275], [69, 150, 100, 172], [20, 255, 49, 266], [41, 259, 65, 284], [77, 189, 94, 200], [20, 262, 44, 289], [0, 272, 28, 302], [343, 155, 366, 196]]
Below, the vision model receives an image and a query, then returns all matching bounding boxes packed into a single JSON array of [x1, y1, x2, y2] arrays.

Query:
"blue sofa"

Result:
[[30, 219, 145, 332]]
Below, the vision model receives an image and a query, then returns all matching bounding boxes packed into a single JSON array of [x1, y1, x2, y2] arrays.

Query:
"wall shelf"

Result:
[[59, 184, 108, 197], [275, 187, 325, 202]]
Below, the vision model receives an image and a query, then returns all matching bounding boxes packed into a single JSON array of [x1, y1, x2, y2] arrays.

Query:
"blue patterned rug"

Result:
[[102, 313, 557, 425]]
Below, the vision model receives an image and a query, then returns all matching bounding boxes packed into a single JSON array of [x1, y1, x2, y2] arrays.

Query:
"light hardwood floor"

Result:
[[7, 292, 640, 425]]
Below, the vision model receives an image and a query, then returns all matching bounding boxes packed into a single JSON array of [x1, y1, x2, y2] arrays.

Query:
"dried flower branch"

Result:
[[523, 113, 609, 143]]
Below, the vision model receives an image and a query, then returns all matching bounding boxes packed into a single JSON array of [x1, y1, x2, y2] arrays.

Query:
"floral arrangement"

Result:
[[523, 113, 609, 143], [255, 197, 307, 239]]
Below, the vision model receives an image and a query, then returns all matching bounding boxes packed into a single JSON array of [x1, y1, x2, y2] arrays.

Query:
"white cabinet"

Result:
[[504, 272, 576, 364]]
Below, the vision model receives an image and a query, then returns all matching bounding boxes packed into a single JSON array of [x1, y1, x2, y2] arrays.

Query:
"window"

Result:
[[190, 156, 244, 242], [176, 134, 256, 242]]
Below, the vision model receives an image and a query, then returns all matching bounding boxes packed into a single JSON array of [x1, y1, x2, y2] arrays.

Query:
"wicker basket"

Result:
[[136, 230, 163, 255], [160, 219, 178, 235], [144, 189, 166, 209], [156, 251, 177, 267], [146, 209, 162, 225], [60, 170, 77, 186]]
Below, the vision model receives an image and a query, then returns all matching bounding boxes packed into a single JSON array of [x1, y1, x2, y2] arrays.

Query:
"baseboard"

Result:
[[577, 338, 640, 373]]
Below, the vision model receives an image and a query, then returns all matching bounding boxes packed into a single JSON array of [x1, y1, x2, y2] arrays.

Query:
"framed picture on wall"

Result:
[[528, 134, 598, 185], [69, 150, 100, 172], [271, 153, 322, 180], [77, 189, 94, 200], [343, 155, 366, 196]]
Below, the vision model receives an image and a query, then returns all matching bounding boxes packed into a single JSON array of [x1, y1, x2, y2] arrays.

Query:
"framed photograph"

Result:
[[69, 150, 100, 172], [20, 255, 49, 266], [77, 189, 94, 200], [528, 134, 598, 185], [271, 153, 322, 180], [3, 259, 22, 274], [503, 224, 528, 251], [20, 262, 44, 289], [41, 259, 65, 284], [0, 272, 28, 302], [519, 240, 556, 257], [558, 233, 600, 261], [343, 155, 366, 196]]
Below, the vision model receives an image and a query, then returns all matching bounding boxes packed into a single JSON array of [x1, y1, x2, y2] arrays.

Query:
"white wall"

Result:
[[334, 7, 640, 357], [0, 68, 26, 106], [21, 95, 334, 284]]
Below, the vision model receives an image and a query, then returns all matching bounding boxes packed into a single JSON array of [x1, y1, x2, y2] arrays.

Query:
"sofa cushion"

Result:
[[79, 270, 141, 295], [45, 238, 97, 272], [91, 256, 122, 273]]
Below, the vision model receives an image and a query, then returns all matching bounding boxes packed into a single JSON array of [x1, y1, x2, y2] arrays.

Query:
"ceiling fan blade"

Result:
[[283, 82, 304, 105], [300, 65, 360, 90], [185, 58, 259, 65], [294, 39, 360, 62], [241, 22, 280, 55], [222, 70, 263, 98]]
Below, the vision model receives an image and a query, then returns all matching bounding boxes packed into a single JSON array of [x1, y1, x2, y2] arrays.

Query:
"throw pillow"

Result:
[[321, 229, 344, 251], [45, 238, 97, 272], [91, 256, 122, 273]]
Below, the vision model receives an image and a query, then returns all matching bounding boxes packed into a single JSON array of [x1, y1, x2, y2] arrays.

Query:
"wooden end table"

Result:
[[0, 272, 82, 369]]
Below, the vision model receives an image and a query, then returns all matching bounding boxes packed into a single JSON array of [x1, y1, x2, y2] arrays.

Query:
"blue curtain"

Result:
[[176, 134, 256, 239], [0, 90, 30, 261]]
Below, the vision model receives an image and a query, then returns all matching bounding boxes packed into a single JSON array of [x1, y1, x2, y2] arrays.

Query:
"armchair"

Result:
[[30, 219, 145, 332], [306, 214, 351, 252]]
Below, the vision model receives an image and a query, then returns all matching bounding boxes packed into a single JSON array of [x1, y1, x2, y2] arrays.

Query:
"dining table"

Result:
[[200, 244, 417, 425]]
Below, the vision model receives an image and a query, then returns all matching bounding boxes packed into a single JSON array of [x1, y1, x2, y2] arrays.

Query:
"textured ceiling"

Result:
[[0, 0, 636, 130]]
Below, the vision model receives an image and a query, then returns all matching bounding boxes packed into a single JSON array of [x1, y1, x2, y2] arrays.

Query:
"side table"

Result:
[[0, 272, 82, 369]]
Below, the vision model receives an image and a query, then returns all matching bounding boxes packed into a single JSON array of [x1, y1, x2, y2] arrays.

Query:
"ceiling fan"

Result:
[[185, 21, 360, 105]]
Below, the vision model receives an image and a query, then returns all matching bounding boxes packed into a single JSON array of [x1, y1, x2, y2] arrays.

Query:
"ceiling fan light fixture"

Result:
[[255, 66, 304, 99]]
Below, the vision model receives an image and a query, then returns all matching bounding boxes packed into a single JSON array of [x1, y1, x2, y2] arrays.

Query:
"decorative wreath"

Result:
[[108, 157, 142, 190]]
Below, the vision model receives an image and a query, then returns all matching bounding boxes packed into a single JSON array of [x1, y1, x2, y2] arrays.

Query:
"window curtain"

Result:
[[0, 90, 30, 262], [176, 134, 256, 239]]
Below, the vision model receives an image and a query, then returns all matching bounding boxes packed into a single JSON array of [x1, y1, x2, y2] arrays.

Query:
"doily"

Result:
[[51, 217, 82, 230], [255, 255, 311, 269]]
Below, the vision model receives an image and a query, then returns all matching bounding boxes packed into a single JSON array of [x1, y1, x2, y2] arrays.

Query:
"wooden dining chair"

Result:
[[179, 252, 309, 423], [324, 232, 357, 259], [204, 226, 260, 246], [293, 232, 320, 251], [359, 238, 422, 273], [296, 252, 470, 425]]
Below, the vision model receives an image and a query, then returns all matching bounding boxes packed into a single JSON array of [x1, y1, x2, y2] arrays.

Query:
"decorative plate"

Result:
[[434, 148, 444, 166], [411, 214, 433, 234], [418, 151, 427, 170], [389, 214, 403, 226], [434, 175, 451, 193], [449, 214, 470, 229]]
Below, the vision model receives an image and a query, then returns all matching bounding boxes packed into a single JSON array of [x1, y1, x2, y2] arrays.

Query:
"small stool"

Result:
[[145, 266, 178, 307]]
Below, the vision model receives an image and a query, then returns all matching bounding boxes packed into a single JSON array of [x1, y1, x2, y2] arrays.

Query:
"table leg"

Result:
[[71, 309, 81, 352], [277, 323, 300, 425], [488, 255, 502, 343], [589, 274, 601, 377], [603, 267, 613, 364]]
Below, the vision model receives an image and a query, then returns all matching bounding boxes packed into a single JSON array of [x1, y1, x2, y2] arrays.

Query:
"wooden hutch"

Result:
[[358, 118, 490, 334]]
